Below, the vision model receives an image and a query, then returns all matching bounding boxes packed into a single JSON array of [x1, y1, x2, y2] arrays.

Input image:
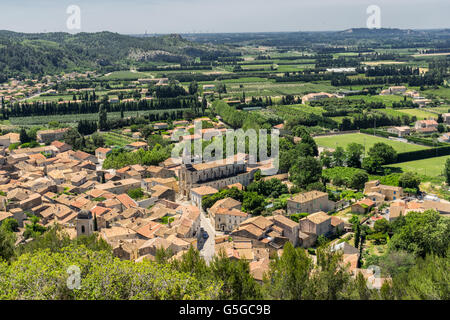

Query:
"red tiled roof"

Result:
[[116, 193, 137, 209]]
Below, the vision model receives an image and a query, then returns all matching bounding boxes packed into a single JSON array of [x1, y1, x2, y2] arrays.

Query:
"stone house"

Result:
[[271, 214, 300, 246], [190, 185, 218, 209], [287, 191, 336, 215], [299, 211, 333, 238], [351, 198, 375, 214], [364, 181, 403, 201], [215, 208, 248, 233], [387, 126, 411, 137], [95, 147, 112, 161]]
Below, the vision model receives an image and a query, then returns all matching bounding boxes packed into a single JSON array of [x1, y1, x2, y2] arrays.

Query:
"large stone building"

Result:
[[178, 156, 256, 199], [36, 128, 69, 144], [287, 191, 336, 215]]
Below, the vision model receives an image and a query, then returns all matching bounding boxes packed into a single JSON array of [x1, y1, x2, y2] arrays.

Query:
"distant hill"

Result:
[[0, 31, 232, 80]]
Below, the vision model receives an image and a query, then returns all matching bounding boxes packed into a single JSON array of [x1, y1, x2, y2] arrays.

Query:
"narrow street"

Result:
[[198, 210, 216, 264]]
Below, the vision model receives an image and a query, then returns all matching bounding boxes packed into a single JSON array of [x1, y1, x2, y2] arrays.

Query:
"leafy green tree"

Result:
[[320, 150, 334, 168], [304, 247, 357, 300], [362, 156, 383, 174], [346, 143, 364, 168], [171, 246, 208, 278], [350, 171, 369, 190], [64, 128, 83, 149], [378, 250, 415, 277], [0, 245, 221, 300], [298, 131, 318, 157], [373, 218, 391, 235], [332, 146, 346, 167], [0, 226, 16, 261], [0, 218, 19, 232], [444, 158, 450, 184], [398, 172, 421, 194], [247, 178, 289, 198], [91, 133, 105, 148], [210, 249, 262, 300], [389, 251, 449, 300], [367, 143, 397, 165], [242, 192, 266, 216], [23, 216, 46, 239], [289, 156, 322, 189], [264, 242, 313, 299], [389, 210, 450, 257]]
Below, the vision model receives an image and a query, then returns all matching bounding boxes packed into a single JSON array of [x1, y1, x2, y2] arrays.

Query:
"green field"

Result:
[[385, 155, 450, 177], [102, 131, 137, 147], [397, 108, 438, 120], [314, 133, 430, 154], [345, 95, 407, 106]]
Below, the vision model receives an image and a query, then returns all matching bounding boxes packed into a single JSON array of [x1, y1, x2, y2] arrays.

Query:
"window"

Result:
[[81, 225, 85, 233], [393, 196, 396, 200], [394, 191, 396, 194]]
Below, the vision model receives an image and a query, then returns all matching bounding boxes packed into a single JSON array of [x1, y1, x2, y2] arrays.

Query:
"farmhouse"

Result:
[[302, 92, 335, 104], [414, 120, 438, 134], [387, 126, 411, 137]]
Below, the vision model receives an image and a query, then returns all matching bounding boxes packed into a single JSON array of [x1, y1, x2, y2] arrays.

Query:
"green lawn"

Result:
[[397, 108, 437, 120], [385, 155, 450, 177], [314, 133, 430, 154], [345, 95, 407, 106]]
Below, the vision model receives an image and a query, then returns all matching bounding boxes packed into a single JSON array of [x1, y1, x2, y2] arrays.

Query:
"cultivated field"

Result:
[[385, 155, 450, 177], [8, 109, 189, 126], [314, 133, 430, 154]]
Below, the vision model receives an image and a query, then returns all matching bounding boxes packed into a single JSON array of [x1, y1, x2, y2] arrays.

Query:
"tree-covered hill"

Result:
[[0, 30, 233, 79]]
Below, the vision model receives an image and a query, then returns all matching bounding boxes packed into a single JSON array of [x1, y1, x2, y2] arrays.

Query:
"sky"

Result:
[[0, 0, 449, 34]]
